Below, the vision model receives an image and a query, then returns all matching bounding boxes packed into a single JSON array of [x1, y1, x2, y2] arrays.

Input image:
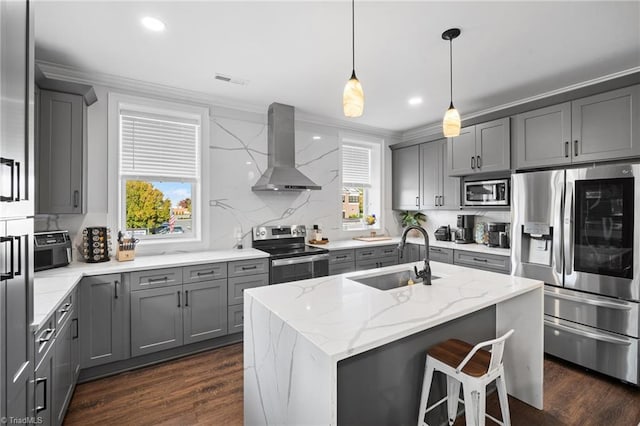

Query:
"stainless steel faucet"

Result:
[[398, 225, 432, 285]]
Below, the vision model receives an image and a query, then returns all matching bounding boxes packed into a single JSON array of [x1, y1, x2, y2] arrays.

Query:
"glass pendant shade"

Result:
[[442, 104, 461, 137], [343, 71, 364, 118]]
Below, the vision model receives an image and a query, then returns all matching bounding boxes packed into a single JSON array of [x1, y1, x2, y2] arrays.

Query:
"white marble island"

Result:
[[244, 261, 543, 425]]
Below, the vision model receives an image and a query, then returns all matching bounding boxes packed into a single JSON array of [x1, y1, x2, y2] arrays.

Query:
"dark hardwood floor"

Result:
[[64, 343, 640, 426]]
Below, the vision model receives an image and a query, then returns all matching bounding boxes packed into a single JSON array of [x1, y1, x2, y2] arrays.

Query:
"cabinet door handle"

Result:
[[185, 290, 189, 307], [440, 195, 444, 206], [476, 155, 481, 169], [72, 318, 79, 339], [564, 141, 569, 158], [415, 196, 420, 207], [574, 140, 579, 156], [177, 291, 181, 308], [0, 236, 15, 281], [73, 190, 79, 208], [434, 195, 438, 206], [114, 280, 119, 299], [35, 377, 48, 413], [0, 157, 15, 202], [471, 156, 475, 169], [14, 161, 20, 201]]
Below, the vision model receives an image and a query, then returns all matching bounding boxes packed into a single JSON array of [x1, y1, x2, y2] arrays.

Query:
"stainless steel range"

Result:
[[512, 163, 639, 385], [252, 225, 329, 284]]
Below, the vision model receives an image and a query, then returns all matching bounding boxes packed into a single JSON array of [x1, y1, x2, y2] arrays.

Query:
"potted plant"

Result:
[[399, 211, 426, 236]]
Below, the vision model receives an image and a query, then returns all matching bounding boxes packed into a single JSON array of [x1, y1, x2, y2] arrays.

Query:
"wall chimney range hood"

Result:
[[252, 103, 321, 191]]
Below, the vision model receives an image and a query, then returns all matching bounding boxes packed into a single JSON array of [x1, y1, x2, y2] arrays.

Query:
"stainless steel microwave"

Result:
[[463, 178, 510, 206]]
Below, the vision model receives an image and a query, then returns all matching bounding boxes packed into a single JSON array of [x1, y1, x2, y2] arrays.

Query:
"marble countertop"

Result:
[[245, 261, 541, 362], [310, 236, 511, 256], [33, 248, 268, 330]]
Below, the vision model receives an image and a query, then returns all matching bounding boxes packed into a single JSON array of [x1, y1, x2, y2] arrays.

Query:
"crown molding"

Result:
[[402, 66, 640, 143], [36, 60, 401, 139]]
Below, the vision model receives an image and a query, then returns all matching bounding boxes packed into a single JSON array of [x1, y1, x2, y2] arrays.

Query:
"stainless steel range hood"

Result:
[[251, 103, 321, 191]]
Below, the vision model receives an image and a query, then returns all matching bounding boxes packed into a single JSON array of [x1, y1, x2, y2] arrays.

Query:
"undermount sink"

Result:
[[350, 269, 440, 291]]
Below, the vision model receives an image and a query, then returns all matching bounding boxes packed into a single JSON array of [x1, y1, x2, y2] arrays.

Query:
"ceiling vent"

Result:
[[214, 73, 249, 86]]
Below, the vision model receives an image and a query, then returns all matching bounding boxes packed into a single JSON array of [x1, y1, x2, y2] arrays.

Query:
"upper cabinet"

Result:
[[37, 89, 86, 214], [391, 139, 459, 211], [515, 85, 640, 170], [447, 117, 511, 176], [392, 144, 420, 210]]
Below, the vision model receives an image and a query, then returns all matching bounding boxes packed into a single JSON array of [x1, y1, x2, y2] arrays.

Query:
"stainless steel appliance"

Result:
[[454, 214, 474, 244], [434, 226, 451, 241], [34, 230, 72, 271], [463, 178, 509, 207], [486, 222, 507, 248], [512, 164, 640, 384], [252, 225, 329, 284]]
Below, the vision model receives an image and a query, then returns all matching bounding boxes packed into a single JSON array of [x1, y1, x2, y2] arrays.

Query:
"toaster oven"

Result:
[[34, 230, 72, 271]]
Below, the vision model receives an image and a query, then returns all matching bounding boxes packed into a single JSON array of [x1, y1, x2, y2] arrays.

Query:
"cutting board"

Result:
[[352, 236, 392, 242]]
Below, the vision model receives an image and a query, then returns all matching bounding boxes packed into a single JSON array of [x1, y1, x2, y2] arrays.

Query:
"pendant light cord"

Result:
[[351, 0, 355, 72], [449, 38, 453, 106]]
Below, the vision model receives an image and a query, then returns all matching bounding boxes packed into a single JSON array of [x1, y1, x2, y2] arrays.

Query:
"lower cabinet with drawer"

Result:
[[429, 246, 454, 264], [329, 249, 356, 275], [453, 250, 510, 274], [130, 265, 229, 357], [355, 245, 399, 271], [227, 267, 269, 334]]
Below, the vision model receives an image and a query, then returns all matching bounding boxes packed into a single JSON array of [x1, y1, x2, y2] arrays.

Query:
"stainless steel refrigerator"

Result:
[[512, 164, 639, 385], [1, 0, 36, 419]]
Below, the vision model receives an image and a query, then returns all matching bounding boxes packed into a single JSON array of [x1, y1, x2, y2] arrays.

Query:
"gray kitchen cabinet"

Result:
[[130, 267, 182, 291], [228, 258, 269, 278], [37, 89, 85, 214], [453, 250, 510, 274], [515, 85, 640, 169], [53, 309, 72, 425], [226, 267, 268, 334], [228, 274, 269, 306], [400, 243, 421, 263], [514, 103, 571, 169], [34, 339, 54, 426], [448, 118, 511, 176], [183, 279, 228, 344], [328, 249, 356, 275], [228, 305, 244, 335], [183, 262, 227, 284], [70, 288, 80, 382], [392, 145, 421, 210], [355, 245, 398, 271], [79, 274, 128, 368], [421, 138, 460, 209], [429, 247, 454, 264], [131, 286, 183, 357]]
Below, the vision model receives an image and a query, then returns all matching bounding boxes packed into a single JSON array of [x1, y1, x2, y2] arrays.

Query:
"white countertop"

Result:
[[310, 236, 511, 256], [33, 248, 268, 330], [245, 261, 541, 362]]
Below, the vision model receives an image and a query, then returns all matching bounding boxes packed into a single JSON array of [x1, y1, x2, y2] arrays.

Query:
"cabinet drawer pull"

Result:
[[362, 252, 373, 256], [38, 328, 55, 344], [148, 276, 169, 283], [431, 248, 442, 253], [335, 255, 348, 260], [35, 377, 48, 413], [574, 140, 579, 156], [472, 257, 488, 262], [196, 270, 214, 277], [241, 265, 257, 270], [59, 302, 71, 314], [564, 141, 569, 158]]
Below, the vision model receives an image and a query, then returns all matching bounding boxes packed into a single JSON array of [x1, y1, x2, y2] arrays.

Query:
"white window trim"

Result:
[[339, 132, 384, 232], [108, 92, 210, 254]]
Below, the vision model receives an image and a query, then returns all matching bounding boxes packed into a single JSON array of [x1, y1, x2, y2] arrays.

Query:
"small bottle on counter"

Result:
[[313, 224, 322, 241]]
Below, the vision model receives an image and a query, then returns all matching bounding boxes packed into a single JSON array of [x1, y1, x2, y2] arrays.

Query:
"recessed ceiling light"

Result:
[[245, 161, 252, 165], [408, 97, 423, 106], [141, 16, 166, 32], [312, 136, 322, 140]]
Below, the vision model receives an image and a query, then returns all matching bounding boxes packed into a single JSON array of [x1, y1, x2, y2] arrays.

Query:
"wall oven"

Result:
[[512, 163, 640, 385], [252, 225, 329, 285], [463, 178, 509, 207]]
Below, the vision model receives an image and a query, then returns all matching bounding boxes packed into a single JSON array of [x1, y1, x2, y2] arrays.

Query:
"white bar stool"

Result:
[[417, 329, 514, 426]]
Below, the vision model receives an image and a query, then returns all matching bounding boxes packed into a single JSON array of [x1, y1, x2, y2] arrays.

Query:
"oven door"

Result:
[[565, 164, 639, 301], [270, 253, 329, 284], [464, 179, 509, 206]]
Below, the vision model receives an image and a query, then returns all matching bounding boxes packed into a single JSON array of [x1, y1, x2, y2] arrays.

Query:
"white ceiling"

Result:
[[34, 1, 640, 132]]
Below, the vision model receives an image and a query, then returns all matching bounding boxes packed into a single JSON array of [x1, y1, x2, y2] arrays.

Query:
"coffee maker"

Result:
[[487, 222, 509, 248], [454, 215, 474, 244]]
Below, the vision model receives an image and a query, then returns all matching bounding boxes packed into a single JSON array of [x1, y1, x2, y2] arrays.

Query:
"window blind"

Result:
[[120, 114, 199, 179], [342, 144, 371, 186]]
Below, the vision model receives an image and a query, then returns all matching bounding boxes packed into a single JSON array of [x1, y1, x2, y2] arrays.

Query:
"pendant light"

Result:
[[343, 0, 364, 118], [442, 28, 461, 137]]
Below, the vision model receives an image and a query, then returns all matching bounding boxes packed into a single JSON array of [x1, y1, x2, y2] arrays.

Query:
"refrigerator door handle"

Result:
[[553, 181, 564, 275], [544, 319, 632, 346], [564, 184, 574, 276]]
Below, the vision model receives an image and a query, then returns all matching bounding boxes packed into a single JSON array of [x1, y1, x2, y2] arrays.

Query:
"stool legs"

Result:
[[446, 376, 461, 426], [417, 363, 435, 426], [496, 372, 511, 426], [462, 385, 485, 426]]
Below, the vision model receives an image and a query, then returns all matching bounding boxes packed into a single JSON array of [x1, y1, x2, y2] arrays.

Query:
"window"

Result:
[[341, 138, 381, 230], [118, 109, 201, 240]]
